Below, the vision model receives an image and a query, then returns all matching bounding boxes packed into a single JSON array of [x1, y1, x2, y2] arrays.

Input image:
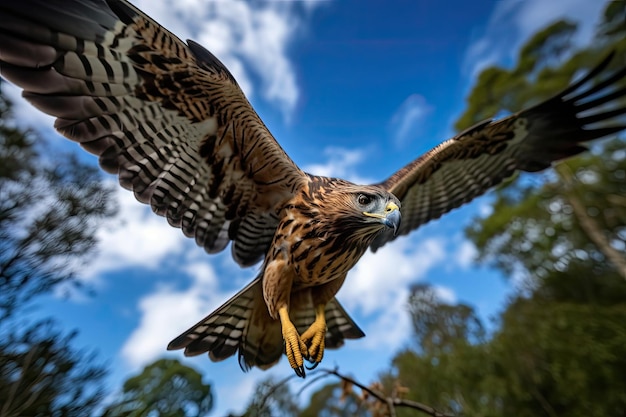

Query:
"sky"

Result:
[[2, 0, 613, 415]]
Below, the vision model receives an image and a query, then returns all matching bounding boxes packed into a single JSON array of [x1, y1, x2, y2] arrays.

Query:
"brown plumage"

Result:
[[1, 0, 625, 377]]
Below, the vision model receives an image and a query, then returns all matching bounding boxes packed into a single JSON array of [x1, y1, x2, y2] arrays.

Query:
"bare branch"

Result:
[[317, 367, 456, 417]]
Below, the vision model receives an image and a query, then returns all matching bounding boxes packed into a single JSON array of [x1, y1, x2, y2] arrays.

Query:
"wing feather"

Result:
[[372, 52, 626, 250], [0, 0, 308, 266]]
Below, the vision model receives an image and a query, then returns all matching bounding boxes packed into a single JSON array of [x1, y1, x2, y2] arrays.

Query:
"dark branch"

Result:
[[317, 367, 456, 417]]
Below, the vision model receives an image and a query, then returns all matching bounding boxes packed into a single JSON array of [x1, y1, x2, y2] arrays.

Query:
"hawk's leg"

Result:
[[278, 306, 308, 377], [300, 303, 326, 369], [300, 273, 347, 369], [263, 256, 309, 377]]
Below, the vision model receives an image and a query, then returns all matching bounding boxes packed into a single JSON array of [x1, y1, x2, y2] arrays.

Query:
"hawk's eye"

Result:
[[357, 194, 372, 206]]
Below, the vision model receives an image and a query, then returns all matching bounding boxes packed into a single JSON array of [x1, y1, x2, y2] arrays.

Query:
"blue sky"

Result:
[[4, 0, 612, 415]]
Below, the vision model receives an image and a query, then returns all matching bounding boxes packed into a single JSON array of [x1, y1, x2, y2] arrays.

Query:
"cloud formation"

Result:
[[389, 94, 433, 147], [133, 0, 321, 119], [83, 186, 189, 282], [303, 146, 374, 184]]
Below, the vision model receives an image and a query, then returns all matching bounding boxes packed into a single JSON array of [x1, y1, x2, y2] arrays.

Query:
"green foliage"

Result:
[[102, 359, 213, 417], [408, 284, 485, 354], [237, 376, 300, 417], [0, 90, 114, 416], [487, 300, 626, 417], [298, 381, 370, 417], [0, 90, 117, 318], [467, 138, 626, 293], [0, 320, 107, 417], [372, 4, 626, 416], [516, 20, 577, 75], [598, 1, 626, 39], [389, 286, 493, 417]]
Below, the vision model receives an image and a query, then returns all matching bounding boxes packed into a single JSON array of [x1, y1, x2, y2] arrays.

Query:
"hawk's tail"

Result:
[[167, 278, 284, 370], [293, 297, 366, 349], [167, 278, 365, 371]]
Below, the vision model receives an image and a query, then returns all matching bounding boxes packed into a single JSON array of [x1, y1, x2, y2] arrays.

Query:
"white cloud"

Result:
[[455, 240, 478, 270], [120, 251, 234, 368], [337, 236, 448, 351], [132, 0, 317, 119], [389, 94, 433, 147], [463, 0, 608, 77], [303, 146, 374, 184], [84, 186, 188, 281], [119, 251, 280, 417], [433, 285, 457, 304], [341, 236, 447, 316]]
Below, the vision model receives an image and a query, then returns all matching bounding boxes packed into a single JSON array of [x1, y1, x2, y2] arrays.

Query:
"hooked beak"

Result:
[[364, 201, 401, 236], [383, 202, 401, 236]]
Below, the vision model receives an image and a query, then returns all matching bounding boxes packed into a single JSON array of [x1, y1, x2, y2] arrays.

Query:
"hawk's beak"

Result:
[[383, 202, 401, 236], [364, 201, 401, 235]]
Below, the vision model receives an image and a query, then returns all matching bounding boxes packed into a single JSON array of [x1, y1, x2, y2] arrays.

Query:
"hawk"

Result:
[[1, 0, 625, 377]]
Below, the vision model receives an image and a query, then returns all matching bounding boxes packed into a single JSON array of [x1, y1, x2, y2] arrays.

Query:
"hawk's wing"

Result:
[[0, 0, 307, 266], [372, 53, 626, 251]]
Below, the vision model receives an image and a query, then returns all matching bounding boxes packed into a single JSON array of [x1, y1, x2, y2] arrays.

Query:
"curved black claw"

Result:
[[294, 365, 306, 378], [305, 360, 321, 371]]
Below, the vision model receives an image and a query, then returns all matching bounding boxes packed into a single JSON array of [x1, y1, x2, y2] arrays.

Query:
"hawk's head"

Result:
[[309, 180, 401, 245], [354, 189, 401, 236]]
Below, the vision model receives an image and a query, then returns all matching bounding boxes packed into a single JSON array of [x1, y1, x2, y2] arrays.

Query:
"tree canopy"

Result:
[[0, 87, 116, 416], [101, 358, 213, 417]]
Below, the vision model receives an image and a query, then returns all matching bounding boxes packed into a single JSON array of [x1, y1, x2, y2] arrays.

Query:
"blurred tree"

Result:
[[236, 376, 300, 417], [388, 285, 493, 417], [0, 320, 107, 417], [299, 380, 370, 417], [101, 358, 213, 417], [439, 3, 626, 415], [0, 86, 116, 318], [0, 88, 116, 416]]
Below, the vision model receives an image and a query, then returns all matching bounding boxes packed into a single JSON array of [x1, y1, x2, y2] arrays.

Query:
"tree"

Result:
[[0, 85, 116, 318], [101, 358, 213, 417], [453, 3, 626, 415], [236, 376, 300, 417], [389, 285, 492, 417], [0, 321, 107, 417], [0, 88, 116, 416], [460, 5, 626, 292]]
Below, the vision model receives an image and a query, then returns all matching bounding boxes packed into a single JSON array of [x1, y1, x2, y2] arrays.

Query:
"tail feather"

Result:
[[167, 278, 282, 371], [168, 279, 365, 372], [324, 298, 366, 347], [292, 296, 365, 349]]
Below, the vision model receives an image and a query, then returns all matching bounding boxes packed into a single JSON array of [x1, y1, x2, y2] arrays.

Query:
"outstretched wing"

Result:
[[372, 53, 626, 251], [0, 0, 307, 266]]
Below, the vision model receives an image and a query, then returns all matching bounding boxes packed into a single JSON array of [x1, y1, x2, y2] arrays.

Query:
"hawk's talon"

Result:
[[300, 304, 327, 368], [294, 364, 306, 378], [279, 306, 308, 378]]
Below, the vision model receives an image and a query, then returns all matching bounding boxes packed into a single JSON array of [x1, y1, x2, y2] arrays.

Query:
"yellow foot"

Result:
[[279, 307, 308, 378], [300, 304, 326, 370]]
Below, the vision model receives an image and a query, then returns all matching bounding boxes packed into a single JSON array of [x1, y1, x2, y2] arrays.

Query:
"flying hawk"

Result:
[[1, 0, 625, 377]]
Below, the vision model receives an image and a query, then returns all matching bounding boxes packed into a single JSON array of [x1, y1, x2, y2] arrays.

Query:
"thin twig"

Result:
[[256, 373, 298, 413], [318, 367, 455, 417]]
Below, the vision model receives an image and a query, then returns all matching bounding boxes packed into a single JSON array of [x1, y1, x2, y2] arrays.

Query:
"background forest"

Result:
[[1, 2, 624, 416]]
